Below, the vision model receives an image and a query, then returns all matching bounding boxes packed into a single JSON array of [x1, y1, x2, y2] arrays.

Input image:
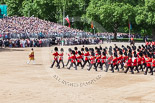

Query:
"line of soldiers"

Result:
[[50, 42, 155, 75]]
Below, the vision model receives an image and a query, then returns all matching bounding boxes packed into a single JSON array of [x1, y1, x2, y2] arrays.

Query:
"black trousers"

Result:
[[66, 59, 71, 66], [96, 62, 103, 70], [133, 66, 139, 73], [142, 63, 146, 70], [111, 64, 119, 72], [51, 60, 59, 68], [82, 60, 90, 68], [77, 62, 83, 67], [58, 60, 64, 68], [124, 66, 134, 74], [138, 64, 143, 71], [88, 63, 97, 71], [120, 62, 124, 70], [68, 62, 77, 70], [145, 67, 153, 75]]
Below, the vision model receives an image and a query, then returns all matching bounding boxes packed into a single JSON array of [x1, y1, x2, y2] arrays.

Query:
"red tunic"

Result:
[[77, 55, 82, 63], [141, 57, 146, 64], [113, 58, 118, 66], [133, 58, 137, 66], [53, 52, 59, 60], [146, 58, 152, 67], [101, 56, 106, 63], [90, 57, 96, 64], [137, 57, 142, 65], [68, 53, 72, 60], [96, 55, 101, 63], [153, 60, 155, 67], [127, 58, 132, 67], [84, 52, 90, 61], [59, 53, 63, 60], [118, 56, 123, 63], [71, 55, 76, 63]]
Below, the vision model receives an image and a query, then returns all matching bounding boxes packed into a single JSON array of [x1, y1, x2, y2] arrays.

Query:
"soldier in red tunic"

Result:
[[101, 52, 106, 70], [88, 52, 97, 71], [50, 47, 59, 68], [67, 50, 77, 70], [82, 47, 90, 69], [111, 53, 118, 73], [124, 54, 134, 74], [145, 53, 153, 75], [76, 51, 83, 67], [65, 48, 72, 67], [58, 48, 64, 69], [137, 52, 143, 71], [96, 50, 102, 70]]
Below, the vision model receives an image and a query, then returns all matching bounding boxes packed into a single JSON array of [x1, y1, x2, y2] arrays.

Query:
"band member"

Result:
[[124, 54, 134, 74], [76, 51, 83, 67], [58, 48, 64, 69], [67, 50, 77, 70], [144, 53, 153, 75], [82, 47, 90, 69], [65, 48, 72, 67], [88, 52, 97, 71], [50, 47, 59, 68], [27, 48, 35, 64]]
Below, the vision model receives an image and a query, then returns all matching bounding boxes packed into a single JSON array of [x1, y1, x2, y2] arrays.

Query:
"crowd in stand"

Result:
[[0, 16, 94, 38], [0, 37, 103, 48]]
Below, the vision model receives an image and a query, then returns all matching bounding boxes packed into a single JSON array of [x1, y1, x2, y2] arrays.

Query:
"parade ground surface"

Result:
[[0, 42, 155, 103]]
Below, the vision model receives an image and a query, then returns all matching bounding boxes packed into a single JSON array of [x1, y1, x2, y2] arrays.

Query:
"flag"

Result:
[[128, 21, 132, 30], [65, 15, 70, 27], [91, 21, 94, 29]]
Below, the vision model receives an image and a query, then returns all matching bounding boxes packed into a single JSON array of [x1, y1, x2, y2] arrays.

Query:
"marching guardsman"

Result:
[[76, 51, 83, 67], [27, 48, 35, 64], [124, 54, 134, 74], [137, 52, 143, 71], [67, 50, 77, 70], [81, 48, 85, 62], [50, 47, 59, 68], [111, 53, 118, 73], [58, 48, 64, 69], [142, 52, 146, 70], [88, 52, 97, 71], [96, 50, 102, 70], [101, 52, 106, 70], [132, 54, 139, 73], [65, 48, 72, 67], [105, 50, 113, 72], [82, 47, 90, 69], [118, 50, 124, 70], [144, 53, 153, 75]]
